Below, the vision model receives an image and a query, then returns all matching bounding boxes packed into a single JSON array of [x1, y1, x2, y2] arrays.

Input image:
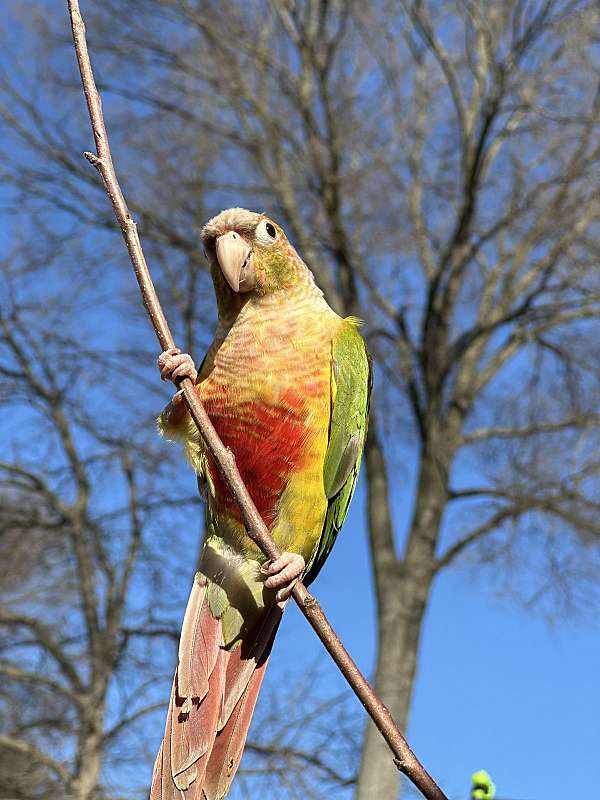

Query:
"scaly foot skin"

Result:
[[261, 552, 305, 603], [157, 349, 198, 427], [157, 348, 198, 384]]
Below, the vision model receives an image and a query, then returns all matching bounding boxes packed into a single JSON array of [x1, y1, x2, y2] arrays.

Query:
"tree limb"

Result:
[[436, 491, 600, 572], [243, 741, 355, 787], [0, 661, 83, 708], [0, 611, 85, 693], [0, 733, 71, 783], [463, 414, 600, 445], [434, 505, 522, 572], [102, 702, 165, 744]]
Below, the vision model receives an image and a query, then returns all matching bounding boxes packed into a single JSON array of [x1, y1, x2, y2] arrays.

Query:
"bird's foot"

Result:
[[261, 552, 305, 603], [157, 348, 198, 384]]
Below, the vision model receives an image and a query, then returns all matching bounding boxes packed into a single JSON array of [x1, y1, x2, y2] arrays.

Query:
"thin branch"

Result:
[[108, 454, 142, 636], [243, 741, 356, 787], [463, 414, 600, 445], [66, 2, 447, 798], [0, 318, 104, 645], [0, 662, 83, 709], [404, 0, 466, 141], [434, 506, 522, 572], [0, 611, 84, 693], [0, 733, 71, 783], [436, 490, 600, 572], [121, 625, 179, 644], [102, 702, 165, 743]]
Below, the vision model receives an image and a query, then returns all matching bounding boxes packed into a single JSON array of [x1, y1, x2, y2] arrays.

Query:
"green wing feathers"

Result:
[[304, 320, 371, 585]]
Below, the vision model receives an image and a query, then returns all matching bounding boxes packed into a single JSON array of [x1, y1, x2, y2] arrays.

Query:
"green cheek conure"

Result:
[[150, 208, 371, 800]]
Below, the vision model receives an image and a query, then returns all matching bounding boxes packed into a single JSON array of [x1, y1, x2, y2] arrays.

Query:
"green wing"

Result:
[[304, 321, 371, 586]]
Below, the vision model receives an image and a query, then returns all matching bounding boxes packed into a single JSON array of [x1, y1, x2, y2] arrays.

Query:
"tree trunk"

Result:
[[70, 691, 107, 800], [356, 578, 432, 799], [356, 426, 449, 799]]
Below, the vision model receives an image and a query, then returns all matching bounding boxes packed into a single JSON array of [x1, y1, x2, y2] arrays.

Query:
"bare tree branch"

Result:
[[0, 734, 71, 784]]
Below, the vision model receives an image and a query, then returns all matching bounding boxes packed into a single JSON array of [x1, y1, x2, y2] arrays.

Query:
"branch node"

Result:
[[84, 151, 102, 169], [302, 592, 318, 611], [393, 756, 407, 772]]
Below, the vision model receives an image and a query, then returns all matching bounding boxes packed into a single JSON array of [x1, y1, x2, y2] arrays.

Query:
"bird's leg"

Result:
[[157, 348, 198, 427], [261, 552, 305, 603]]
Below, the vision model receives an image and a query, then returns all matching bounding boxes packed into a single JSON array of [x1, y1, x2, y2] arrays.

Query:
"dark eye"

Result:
[[265, 222, 277, 238]]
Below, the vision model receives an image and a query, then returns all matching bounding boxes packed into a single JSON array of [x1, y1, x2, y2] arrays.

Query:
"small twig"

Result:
[[65, 3, 448, 798]]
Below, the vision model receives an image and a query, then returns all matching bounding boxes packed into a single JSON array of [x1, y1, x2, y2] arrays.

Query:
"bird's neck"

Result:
[[215, 264, 330, 340]]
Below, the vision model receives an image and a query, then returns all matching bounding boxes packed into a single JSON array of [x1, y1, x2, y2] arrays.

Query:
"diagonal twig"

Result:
[[65, 2, 448, 798]]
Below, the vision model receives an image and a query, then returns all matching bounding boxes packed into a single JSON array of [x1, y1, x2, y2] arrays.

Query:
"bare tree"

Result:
[[2, 0, 600, 798], [0, 225, 191, 799]]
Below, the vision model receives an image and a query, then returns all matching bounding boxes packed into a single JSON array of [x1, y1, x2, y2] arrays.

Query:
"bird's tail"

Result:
[[150, 574, 281, 800]]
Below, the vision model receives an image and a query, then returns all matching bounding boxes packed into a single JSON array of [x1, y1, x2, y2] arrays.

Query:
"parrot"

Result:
[[471, 770, 496, 800], [150, 208, 371, 800]]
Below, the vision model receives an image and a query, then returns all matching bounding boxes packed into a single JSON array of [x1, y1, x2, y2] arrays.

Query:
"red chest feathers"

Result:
[[203, 386, 316, 527]]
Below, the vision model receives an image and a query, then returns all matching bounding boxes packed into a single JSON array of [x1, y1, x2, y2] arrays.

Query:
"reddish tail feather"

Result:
[[151, 576, 281, 800]]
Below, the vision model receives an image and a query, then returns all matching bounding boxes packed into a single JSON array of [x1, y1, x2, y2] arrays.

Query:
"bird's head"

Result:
[[201, 208, 305, 315]]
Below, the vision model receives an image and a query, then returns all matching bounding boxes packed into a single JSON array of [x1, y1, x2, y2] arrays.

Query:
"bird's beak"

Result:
[[215, 231, 256, 293]]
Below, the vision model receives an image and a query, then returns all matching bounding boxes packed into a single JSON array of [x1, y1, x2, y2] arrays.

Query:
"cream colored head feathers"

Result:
[[201, 208, 314, 305]]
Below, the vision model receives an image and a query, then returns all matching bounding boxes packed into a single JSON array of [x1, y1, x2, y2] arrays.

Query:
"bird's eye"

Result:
[[255, 219, 279, 244]]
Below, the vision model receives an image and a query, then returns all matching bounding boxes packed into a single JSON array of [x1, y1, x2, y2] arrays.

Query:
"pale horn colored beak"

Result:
[[215, 231, 256, 293]]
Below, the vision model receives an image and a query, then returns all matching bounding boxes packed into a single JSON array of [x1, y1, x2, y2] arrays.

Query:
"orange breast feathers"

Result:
[[202, 382, 328, 528]]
